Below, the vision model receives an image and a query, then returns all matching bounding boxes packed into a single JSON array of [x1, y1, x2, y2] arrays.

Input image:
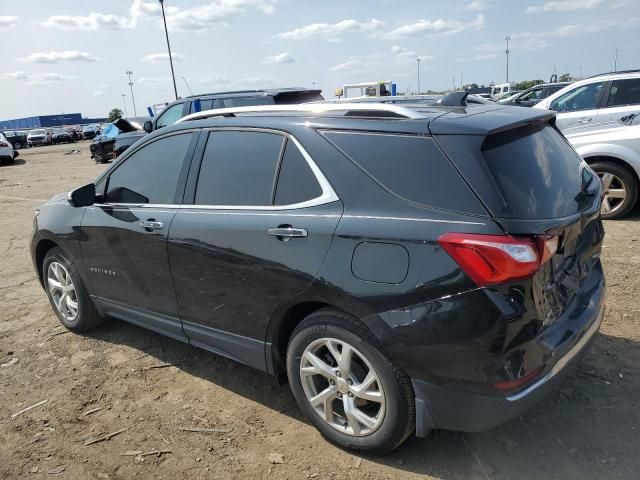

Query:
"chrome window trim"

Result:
[[93, 127, 340, 211]]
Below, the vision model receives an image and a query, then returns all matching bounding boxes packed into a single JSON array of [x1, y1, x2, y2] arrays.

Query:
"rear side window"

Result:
[[482, 124, 583, 219], [606, 78, 640, 107], [195, 131, 284, 206], [274, 140, 322, 205], [323, 131, 484, 214]]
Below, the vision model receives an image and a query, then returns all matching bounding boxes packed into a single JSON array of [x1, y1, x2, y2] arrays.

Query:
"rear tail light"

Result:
[[438, 233, 558, 287], [0, 142, 9, 148], [493, 366, 544, 392]]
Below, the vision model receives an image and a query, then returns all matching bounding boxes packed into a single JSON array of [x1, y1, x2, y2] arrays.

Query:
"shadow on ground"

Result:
[[87, 319, 640, 480]]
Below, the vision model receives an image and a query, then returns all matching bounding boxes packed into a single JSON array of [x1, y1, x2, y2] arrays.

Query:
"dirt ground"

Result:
[[0, 143, 639, 480]]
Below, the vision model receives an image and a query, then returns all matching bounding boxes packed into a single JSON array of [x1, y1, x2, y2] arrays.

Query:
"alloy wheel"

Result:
[[47, 261, 79, 322], [599, 171, 627, 215], [299, 337, 386, 436]]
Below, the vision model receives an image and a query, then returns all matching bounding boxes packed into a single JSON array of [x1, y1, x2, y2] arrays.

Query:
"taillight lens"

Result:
[[438, 233, 558, 286], [0, 142, 9, 148]]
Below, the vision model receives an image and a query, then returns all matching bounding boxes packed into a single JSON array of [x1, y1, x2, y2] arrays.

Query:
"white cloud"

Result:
[[464, 1, 493, 10], [25, 50, 98, 64], [383, 14, 485, 38], [263, 52, 296, 64], [42, 0, 276, 32], [1, 71, 77, 87], [329, 60, 363, 73], [525, 0, 605, 13], [0, 16, 18, 28], [141, 52, 183, 63], [92, 84, 110, 97], [278, 19, 385, 40], [390, 46, 433, 61]]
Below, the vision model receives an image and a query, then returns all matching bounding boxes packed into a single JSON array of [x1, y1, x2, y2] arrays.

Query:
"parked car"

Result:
[[65, 126, 82, 141], [567, 124, 640, 219], [0, 132, 17, 164], [52, 128, 76, 144], [534, 70, 640, 134], [2, 130, 28, 149], [498, 82, 571, 107], [31, 102, 605, 454], [27, 128, 53, 147], [143, 87, 324, 133], [82, 125, 100, 140], [90, 117, 147, 164]]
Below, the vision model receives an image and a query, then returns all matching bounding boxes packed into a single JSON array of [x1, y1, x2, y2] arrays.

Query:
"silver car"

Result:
[[535, 70, 640, 135], [567, 124, 640, 219]]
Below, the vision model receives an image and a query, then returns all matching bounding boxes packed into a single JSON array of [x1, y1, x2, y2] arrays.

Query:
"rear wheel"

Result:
[[286, 310, 415, 454], [590, 161, 638, 219], [13, 142, 22, 149], [43, 247, 105, 331]]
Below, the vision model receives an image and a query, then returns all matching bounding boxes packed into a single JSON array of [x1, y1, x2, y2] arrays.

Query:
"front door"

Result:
[[168, 129, 342, 370], [81, 131, 197, 340], [550, 81, 605, 134]]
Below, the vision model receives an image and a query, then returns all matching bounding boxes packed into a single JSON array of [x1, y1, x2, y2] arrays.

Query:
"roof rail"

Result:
[[177, 103, 428, 122], [587, 68, 640, 79]]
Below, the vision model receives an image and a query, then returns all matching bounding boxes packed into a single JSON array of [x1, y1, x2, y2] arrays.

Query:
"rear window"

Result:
[[482, 124, 583, 219], [323, 131, 485, 215]]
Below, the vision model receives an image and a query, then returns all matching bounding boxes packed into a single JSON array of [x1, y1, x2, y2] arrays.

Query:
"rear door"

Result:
[[596, 77, 640, 128], [549, 81, 605, 134], [168, 128, 342, 370]]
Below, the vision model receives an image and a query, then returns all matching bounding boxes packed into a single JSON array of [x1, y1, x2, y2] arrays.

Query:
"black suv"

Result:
[[31, 102, 605, 454], [143, 88, 323, 133]]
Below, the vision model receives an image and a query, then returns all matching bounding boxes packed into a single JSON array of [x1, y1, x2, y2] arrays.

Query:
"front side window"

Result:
[[156, 103, 185, 129], [549, 82, 604, 112], [195, 131, 284, 206], [606, 78, 640, 107], [520, 88, 543, 101], [106, 133, 192, 204]]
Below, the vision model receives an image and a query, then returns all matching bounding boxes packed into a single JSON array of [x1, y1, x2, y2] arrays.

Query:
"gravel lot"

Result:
[[1, 143, 639, 479]]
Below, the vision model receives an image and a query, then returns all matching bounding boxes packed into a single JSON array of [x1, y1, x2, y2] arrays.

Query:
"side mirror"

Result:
[[68, 183, 96, 207], [143, 120, 153, 133]]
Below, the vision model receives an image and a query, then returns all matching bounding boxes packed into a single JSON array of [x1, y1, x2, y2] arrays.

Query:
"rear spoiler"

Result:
[[429, 106, 556, 135]]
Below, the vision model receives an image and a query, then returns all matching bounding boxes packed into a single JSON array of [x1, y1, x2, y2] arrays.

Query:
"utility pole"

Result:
[[505, 35, 511, 84], [121, 93, 128, 117], [312, 82, 316, 89], [460, 72, 463, 90], [614, 48, 619, 72], [125, 70, 137, 116], [416, 58, 421, 94], [159, 0, 179, 100], [579, 64, 582, 79]]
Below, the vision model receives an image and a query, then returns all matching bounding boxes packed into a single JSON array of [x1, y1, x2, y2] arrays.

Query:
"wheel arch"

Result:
[[34, 238, 59, 287], [583, 154, 640, 188]]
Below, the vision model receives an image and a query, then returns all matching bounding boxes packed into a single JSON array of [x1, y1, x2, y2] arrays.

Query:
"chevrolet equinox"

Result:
[[31, 102, 605, 454]]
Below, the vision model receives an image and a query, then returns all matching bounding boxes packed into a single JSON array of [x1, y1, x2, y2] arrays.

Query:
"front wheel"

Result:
[[43, 247, 105, 331], [591, 161, 638, 219], [287, 310, 415, 454]]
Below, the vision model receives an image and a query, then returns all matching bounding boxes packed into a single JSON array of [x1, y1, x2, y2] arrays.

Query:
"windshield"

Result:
[[30, 129, 45, 135], [82, 125, 94, 132]]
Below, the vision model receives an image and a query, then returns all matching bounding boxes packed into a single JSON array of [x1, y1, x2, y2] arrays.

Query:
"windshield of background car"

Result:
[[30, 129, 45, 135], [549, 82, 604, 112], [482, 123, 585, 219], [82, 126, 94, 132]]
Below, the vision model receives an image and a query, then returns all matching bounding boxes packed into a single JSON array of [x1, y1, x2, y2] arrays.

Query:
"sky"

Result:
[[0, 0, 638, 119]]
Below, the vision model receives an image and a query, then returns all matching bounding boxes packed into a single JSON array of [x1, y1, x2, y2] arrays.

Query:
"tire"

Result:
[[286, 309, 415, 454], [13, 142, 22, 149], [590, 161, 638, 220], [43, 247, 105, 332]]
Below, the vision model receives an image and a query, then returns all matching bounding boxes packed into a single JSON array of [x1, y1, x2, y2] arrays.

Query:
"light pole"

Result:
[[505, 35, 511, 84], [121, 93, 128, 117], [416, 58, 421, 94], [125, 71, 137, 116], [614, 48, 619, 72], [159, 0, 179, 100]]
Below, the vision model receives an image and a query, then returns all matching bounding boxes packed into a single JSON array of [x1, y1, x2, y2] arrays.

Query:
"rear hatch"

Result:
[[432, 106, 605, 329]]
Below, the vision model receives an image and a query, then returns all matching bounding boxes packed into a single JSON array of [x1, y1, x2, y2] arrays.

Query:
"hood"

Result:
[[112, 117, 145, 133]]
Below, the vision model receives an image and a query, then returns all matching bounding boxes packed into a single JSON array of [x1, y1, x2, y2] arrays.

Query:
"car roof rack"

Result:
[[587, 68, 640, 79], [177, 103, 429, 122]]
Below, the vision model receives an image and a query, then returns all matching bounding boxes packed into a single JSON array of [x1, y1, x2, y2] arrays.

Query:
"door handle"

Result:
[[267, 226, 308, 240], [577, 117, 592, 124], [140, 220, 165, 231]]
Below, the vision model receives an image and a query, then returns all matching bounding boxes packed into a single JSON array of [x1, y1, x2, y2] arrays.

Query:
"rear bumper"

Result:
[[413, 294, 604, 435]]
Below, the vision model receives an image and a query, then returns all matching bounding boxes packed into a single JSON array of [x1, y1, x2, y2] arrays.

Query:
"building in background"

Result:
[[0, 113, 105, 130]]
